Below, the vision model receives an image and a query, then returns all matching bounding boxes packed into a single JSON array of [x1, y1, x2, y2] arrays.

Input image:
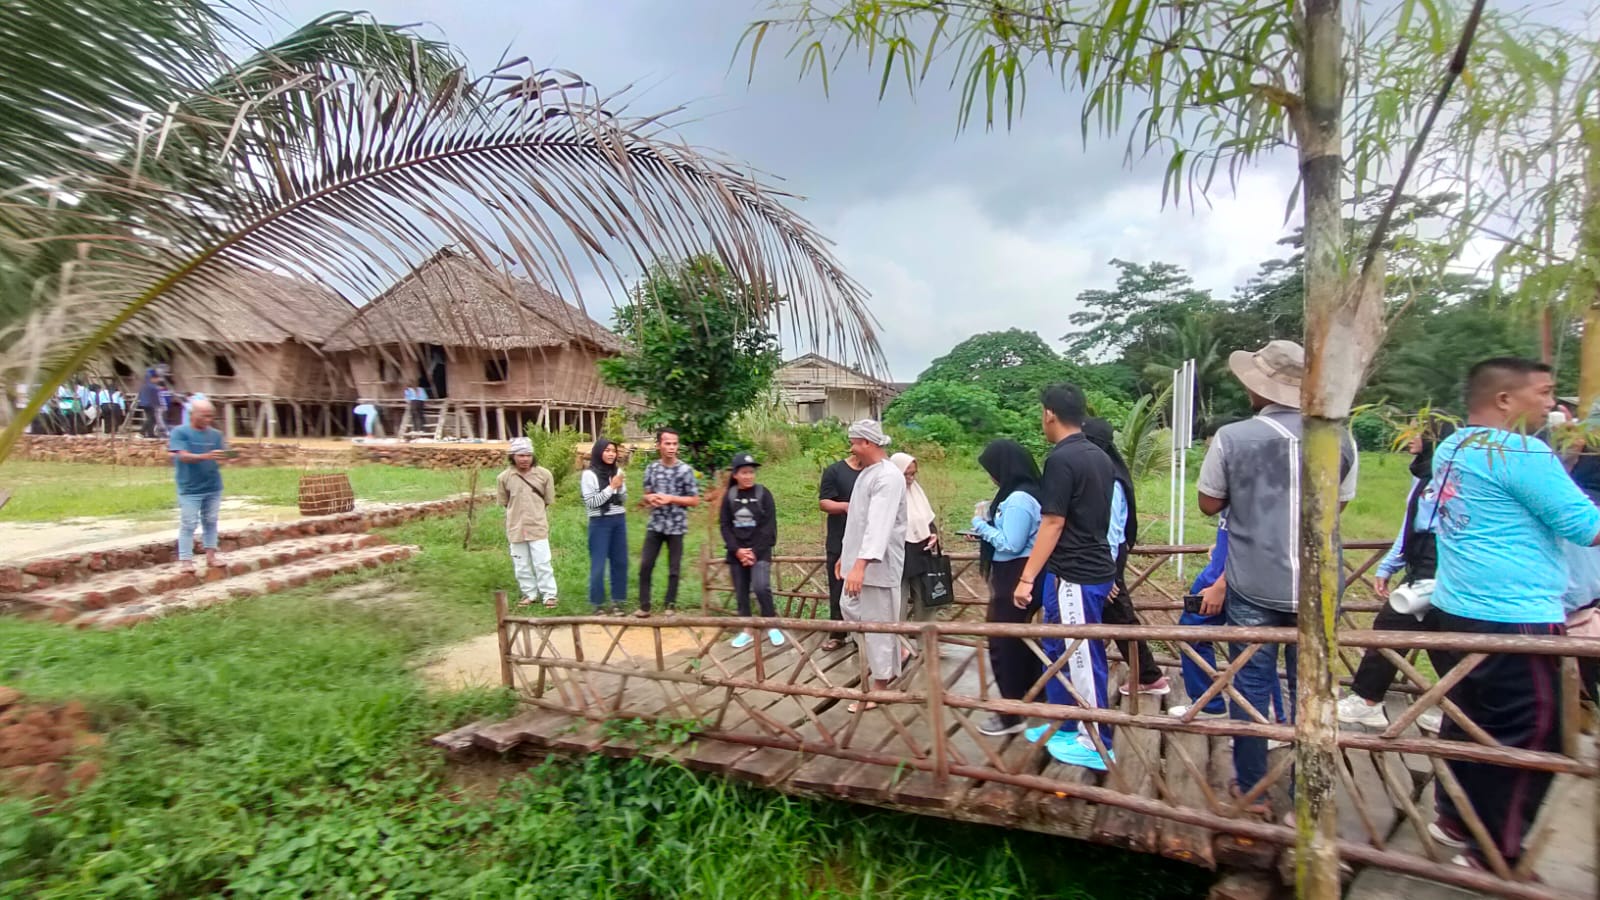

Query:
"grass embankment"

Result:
[[0, 565, 1209, 897], [0, 448, 1412, 897]]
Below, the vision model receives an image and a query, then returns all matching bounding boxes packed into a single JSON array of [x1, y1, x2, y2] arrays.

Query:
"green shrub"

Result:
[[1350, 410, 1396, 452], [524, 424, 586, 487]]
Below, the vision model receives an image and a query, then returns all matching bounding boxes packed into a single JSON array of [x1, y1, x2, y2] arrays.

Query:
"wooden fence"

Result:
[[484, 543, 1600, 899]]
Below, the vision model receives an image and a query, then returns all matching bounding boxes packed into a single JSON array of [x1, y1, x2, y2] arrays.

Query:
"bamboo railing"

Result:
[[494, 543, 1600, 900]]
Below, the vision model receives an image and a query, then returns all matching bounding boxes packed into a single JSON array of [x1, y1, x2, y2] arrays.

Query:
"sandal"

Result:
[[820, 638, 845, 653], [517, 596, 536, 607], [846, 701, 879, 714], [542, 597, 560, 608]]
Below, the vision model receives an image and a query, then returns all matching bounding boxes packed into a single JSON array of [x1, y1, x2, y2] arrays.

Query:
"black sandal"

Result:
[[820, 638, 845, 652]]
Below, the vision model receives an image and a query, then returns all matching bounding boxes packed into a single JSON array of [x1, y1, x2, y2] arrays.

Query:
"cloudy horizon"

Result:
[[258, 0, 1312, 381]]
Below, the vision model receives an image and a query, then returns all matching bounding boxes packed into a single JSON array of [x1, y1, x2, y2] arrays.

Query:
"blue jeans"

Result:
[[586, 515, 628, 608], [177, 491, 222, 561], [1040, 575, 1114, 746], [1179, 608, 1287, 719], [1225, 588, 1298, 794]]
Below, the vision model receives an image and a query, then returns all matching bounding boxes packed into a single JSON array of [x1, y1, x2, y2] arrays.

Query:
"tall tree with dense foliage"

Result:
[[600, 258, 783, 471], [743, 1, 1485, 889]]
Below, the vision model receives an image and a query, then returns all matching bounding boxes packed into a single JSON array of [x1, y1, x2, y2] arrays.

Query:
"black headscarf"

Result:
[[1401, 421, 1457, 578], [589, 438, 618, 479], [588, 439, 625, 511], [1082, 417, 1138, 553], [976, 439, 1041, 576]]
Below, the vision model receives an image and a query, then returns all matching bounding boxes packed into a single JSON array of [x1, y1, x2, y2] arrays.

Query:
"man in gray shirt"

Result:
[[838, 419, 907, 708], [1196, 339, 1357, 804]]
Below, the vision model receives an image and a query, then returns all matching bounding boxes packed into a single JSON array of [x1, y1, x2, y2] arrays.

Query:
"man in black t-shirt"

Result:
[[818, 447, 864, 652], [1014, 383, 1120, 772]]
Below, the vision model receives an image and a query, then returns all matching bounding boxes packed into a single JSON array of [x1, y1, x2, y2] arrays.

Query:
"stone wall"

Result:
[[13, 435, 515, 470], [0, 496, 475, 595], [13, 435, 310, 468]]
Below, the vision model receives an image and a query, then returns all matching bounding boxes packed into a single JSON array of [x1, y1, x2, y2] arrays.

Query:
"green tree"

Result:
[[918, 329, 1126, 414], [1064, 260, 1218, 360], [743, 1, 1480, 889], [600, 258, 783, 472]]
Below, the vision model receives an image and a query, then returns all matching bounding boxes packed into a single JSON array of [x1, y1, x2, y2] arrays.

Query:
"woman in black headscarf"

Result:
[[581, 439, 630, 615], [968, 440, 1044, 736], [1081, 418, 1167, 696], [1341, 419, 1459, 729]]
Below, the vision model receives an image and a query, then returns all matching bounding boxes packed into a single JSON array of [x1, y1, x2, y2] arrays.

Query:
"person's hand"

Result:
[[1374, 575, 1391, 600], [844, 561, 865, 598], [1199, 581, 1225, 617], [738, 548, 755, 566], [204, 449, 225, 461], [922, 534, 939, 551], [608, 473, 624, 491], [1013, 576, 1035, 609], [834, 559, 842, 580]]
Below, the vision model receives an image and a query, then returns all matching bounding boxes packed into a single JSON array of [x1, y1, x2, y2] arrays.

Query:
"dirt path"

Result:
[[418, 623, 705, 692]]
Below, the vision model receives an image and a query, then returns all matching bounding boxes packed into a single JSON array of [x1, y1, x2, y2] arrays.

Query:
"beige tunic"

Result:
[[497, 465, 555, 542]]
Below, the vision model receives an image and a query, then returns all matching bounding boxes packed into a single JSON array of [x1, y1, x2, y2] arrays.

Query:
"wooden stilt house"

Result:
[[320, 249, 640, 440]]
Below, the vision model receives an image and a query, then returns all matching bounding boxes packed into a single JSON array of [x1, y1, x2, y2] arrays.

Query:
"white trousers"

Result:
[[842, 583, 902, 682], [509, 539, 558, 601]]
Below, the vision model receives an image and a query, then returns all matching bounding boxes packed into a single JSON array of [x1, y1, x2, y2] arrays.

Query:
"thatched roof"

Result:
[[322, 249, 625, 354], [129, 266, 357, 345]]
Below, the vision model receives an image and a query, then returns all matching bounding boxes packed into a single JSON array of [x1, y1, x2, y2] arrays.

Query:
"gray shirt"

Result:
[[840, 459, 908, 588], [1196, 404, 1359, 612]]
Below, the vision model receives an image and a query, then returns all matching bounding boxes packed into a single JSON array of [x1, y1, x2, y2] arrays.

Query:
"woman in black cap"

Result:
[[722, 452, 783, 648]]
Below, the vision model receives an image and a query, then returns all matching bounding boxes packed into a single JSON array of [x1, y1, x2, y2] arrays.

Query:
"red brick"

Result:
[[203, 567, 226, 584], [107, 584, 141, 605], [22, 559, 64, 578], [78, 591, 109, 611], [0, 568, 21, 593]]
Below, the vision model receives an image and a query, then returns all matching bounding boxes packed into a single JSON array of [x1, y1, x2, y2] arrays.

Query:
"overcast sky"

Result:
[[257, 0, 1306, 381]]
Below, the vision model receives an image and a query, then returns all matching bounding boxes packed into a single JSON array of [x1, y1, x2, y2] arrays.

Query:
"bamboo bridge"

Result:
[[441, 544, 1600, 899]]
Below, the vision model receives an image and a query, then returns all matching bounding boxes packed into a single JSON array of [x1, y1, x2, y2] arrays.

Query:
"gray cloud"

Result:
[[261, 0, 1300, 379]]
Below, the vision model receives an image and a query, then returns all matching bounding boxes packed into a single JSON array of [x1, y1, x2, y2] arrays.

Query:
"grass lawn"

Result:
[[0, 461, 471, 522], [0, 446, 1413, 898]]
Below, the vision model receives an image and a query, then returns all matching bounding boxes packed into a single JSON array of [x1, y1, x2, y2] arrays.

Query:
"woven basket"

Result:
[[298, 472, 355, 517]]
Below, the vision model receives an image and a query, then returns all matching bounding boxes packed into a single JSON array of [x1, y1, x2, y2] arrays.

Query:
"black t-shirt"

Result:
[[819, 459, 863, 554], [1039, 433, 1118, 585]]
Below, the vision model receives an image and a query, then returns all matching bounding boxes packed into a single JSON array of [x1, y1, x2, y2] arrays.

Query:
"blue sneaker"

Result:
[[730, 632, 754, 649], [1049, 734, 1114, 771], [1024, 723, 1076, 744], [767, 629, 786, 647]]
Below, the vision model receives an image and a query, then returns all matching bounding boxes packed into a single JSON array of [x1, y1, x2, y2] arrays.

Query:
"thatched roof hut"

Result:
[[322, 249, 639, 439]]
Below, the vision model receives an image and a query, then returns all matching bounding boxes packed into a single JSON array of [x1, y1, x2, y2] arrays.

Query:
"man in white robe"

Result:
[[838, 419, 907, 700]]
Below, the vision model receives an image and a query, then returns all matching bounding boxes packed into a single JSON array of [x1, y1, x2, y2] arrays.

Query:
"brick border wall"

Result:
[[0, 496, 477, 594], [11, 435, 510, 470]]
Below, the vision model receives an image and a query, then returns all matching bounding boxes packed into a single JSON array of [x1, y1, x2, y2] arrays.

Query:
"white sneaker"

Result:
[[1167, 704, 1226, 719], [1429, 821, 1469, 849], [1336, 694, 1388, 728], [767, 628, 786, 647], [1418, 707, 1444, 735]]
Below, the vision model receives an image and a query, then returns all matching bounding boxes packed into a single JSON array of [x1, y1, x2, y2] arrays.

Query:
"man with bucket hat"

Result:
[[498, 437, 558, 608], [1196, 339, 1359, 807]]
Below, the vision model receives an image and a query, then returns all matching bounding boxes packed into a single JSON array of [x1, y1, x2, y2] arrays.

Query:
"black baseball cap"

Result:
[[730, 452, 760, 470]]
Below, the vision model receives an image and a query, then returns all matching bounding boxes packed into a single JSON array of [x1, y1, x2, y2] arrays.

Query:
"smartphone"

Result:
[[956, 529, 980, 539], [219, 449, 241, 459], [1182, 593, 1204, 615]]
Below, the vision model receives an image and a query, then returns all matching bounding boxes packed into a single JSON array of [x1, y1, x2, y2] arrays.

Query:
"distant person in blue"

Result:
[[168, 398, 230, 573], [969, 439, 1043, 736], [1427, 357, 1600, 873], [136, 368, 164, 438]]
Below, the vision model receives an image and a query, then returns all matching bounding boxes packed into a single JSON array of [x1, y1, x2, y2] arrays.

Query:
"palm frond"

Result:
[[0, 65, 879, 458], [0, 0, 234, 190]]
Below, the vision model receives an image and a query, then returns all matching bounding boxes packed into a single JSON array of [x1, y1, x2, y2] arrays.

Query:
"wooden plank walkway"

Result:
[[449, 546, 1599, 900]]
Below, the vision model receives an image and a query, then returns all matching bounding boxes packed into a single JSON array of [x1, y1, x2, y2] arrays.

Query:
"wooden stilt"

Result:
[[497, 406, 508, 442], [538, 406, 550, 432], [223, 402, 236, 439], [294, 403, 304, 438]]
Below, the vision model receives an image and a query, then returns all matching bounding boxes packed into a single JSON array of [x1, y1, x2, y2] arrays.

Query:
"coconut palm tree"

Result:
[[0, 3, 878, 458], [1140, 318, 1228, 420]]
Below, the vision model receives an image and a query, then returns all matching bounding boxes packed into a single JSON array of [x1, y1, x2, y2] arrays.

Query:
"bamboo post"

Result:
[[922, 624, 949, 785], [495, 590, 513, 689], [462, 467, 481, 550], [700, 539, 712, 614]]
